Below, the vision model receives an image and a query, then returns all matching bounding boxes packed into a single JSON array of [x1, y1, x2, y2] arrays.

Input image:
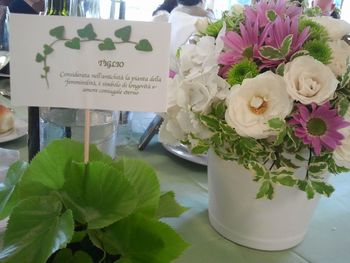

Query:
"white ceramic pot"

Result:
[[208, 150, 323, 251]]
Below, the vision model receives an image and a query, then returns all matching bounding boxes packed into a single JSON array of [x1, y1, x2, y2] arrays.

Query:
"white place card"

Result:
[[9, 14, 170, 112]]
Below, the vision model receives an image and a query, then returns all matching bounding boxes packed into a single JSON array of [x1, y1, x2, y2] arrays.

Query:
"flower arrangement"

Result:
[[160, 0, 350, 199]]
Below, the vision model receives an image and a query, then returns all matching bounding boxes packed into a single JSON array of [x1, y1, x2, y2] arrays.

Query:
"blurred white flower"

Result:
[[177, 71, 228, 113], [310, 16, 350, 40], [328, 40, 350, 77], [225, 71, 293, 139], [195, 17, 210, 34], [333, 133, 350, 169], [178, 23, 226, 80], [284, 56, 338, 105], [229, 4, 244, 16]]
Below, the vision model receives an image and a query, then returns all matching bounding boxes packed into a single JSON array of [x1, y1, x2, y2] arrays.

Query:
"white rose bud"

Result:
[[229, 4, 244, 16], [328, 40, 350, 77], [284, 56, 338, 105], [195, 17, 210, 34], [225, 71, 293, 139]]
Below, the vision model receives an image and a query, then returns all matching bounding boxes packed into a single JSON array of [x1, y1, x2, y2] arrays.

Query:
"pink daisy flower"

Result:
[[245, 0, 302, 28], [259, 16, 310, 68], [218, 21, 270, 76], [289, 102, 350, 155]]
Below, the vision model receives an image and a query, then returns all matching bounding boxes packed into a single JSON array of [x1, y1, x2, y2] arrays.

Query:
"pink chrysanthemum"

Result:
[[218, 21, 270, 76], [289, 102, 350, 155], [245, 0, 302, 27], [259, 16, 310, 68]]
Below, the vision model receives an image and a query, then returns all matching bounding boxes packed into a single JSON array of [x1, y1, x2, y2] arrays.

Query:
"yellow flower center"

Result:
[[249, 96, 268, 115]]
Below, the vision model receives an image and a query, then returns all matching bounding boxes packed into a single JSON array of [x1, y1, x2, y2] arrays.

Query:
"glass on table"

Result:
[[40, 108, 119, 159], [0, 5, 9, 71]]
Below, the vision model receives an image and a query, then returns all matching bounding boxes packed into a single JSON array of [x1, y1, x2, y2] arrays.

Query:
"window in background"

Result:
[[341, 0, 350, 22]]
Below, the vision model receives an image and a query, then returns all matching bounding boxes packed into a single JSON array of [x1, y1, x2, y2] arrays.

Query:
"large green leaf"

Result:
[[156, 191, 188, 219], [21, 139, 113, 190], [94, 214, 189, 263], [51, 248, 93, 263], [112, 159, 160, 217], [0, 161, 28, 219], [0, 196, 74, 263], [60, 161, 137, 229]]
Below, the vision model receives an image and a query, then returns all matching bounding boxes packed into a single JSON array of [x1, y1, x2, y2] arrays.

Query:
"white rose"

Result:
[[328, 40, 350, 76], [284, 56, 338, 105], [333, 134, 350, 169], [195, 17, 210, 34], [225, 71, 293, 139], [310, 16, 350, 40]]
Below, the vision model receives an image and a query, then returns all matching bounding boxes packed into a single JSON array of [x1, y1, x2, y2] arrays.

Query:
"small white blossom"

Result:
[[178, 23, 226, 80], [225, 71, 293, 139], [284, 56, 338, 105]]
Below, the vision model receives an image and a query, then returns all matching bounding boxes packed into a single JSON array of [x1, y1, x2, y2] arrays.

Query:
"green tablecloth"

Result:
[[1, 94, 350, 263]]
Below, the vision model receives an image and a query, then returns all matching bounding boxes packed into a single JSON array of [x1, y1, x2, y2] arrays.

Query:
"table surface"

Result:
[[1, 94, 350, 263]]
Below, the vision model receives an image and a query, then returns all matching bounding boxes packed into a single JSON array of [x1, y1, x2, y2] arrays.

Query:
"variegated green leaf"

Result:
[[290, 50, 309, 61], [338, 96, 350, 117], [256, 180, 274, 199], [308, 161, 328, 176], [279, 34, 293, 57], [259, 46, 283, 60]]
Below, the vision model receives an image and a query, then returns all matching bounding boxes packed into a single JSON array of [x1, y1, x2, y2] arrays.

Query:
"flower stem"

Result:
[[306, 148, 312, 180]]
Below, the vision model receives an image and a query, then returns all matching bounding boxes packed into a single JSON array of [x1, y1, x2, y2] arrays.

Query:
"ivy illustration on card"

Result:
[[35, 23, 153, 88]]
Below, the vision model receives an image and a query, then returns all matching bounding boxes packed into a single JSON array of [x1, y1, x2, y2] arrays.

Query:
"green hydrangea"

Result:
[[227, 59, 259, 86], [303, 39, 332, 64], [299, 18, 329, 41]]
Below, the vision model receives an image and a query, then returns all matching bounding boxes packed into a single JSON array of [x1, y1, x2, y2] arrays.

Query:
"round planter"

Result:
[[208, 150, 322, 251]]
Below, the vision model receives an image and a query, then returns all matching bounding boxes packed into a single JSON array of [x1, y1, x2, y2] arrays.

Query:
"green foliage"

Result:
[[0, 140, 188, 263], [298, 18, 329, 41], [0, 196, 74, 263], [0, 161, 28, 219], [51, 249, 93, 263], [303, 39, 332, 64], [303, 6, 323, 17], [205, 12, 244, 37], [226, 59, 259, 85], [205, 20, 224, 37], [90, 214, 189, 263], [156, 191, 189, 218], [267, 10, 277, 22]]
